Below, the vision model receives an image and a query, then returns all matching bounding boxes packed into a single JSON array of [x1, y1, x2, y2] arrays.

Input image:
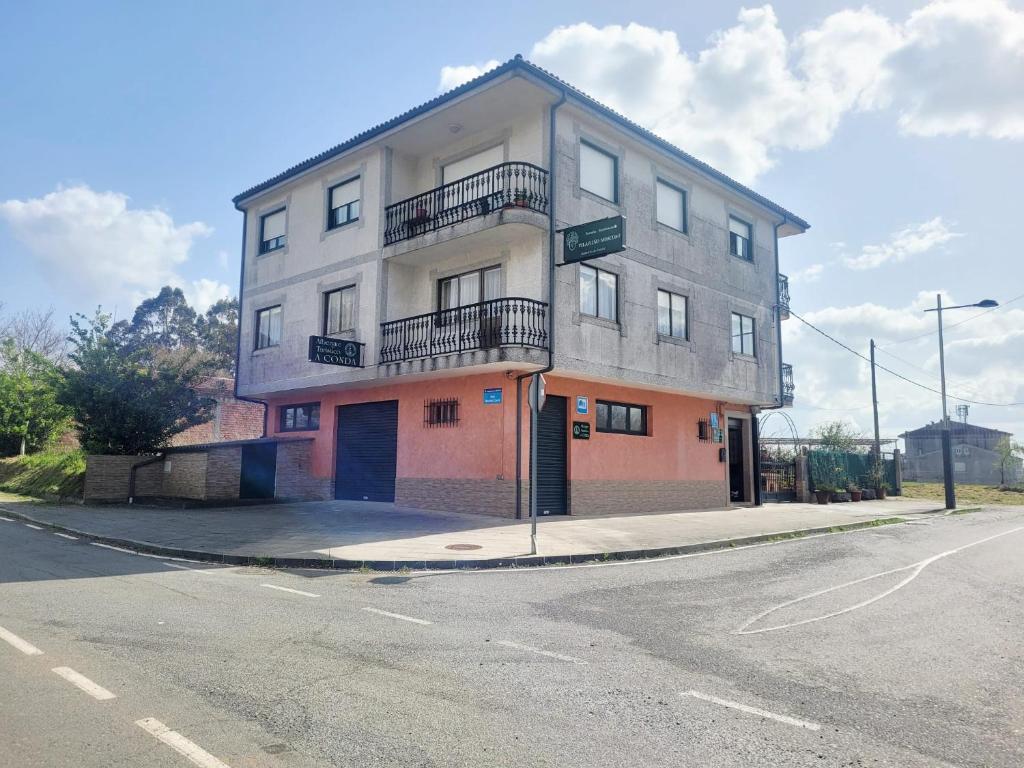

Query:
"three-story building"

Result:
[[232, 56, 806, 517]]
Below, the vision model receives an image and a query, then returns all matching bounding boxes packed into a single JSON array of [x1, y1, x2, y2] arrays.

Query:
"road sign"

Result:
[[562, 215, 625, 264], [528, 374, 546, 412]]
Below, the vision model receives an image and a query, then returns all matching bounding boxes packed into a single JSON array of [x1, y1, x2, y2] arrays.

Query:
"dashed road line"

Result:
[[0, 625, 43, 656], [51, 667, 116, 701], [362, 607, 432, 625], [53, 532, 78, 540], [496, 640, 587, 665], [135, 718, 232, 768], [260, 584, 320, 598], [24, 523, 43, 530], [681, 690, 821, 731]]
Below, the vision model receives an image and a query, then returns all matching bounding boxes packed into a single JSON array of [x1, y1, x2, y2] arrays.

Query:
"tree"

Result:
[[0, 304, 68, 364], [994, 436, 1023, 486], [810, 420, 862, 453], [58, 310, 214, 455], [0, 339, 71, 455], [196, 297, 239, 374], [127, 286, 198, 352]]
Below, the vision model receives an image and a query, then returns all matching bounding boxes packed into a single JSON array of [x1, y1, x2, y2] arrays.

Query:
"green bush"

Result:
[[0, 449, 85, 499]]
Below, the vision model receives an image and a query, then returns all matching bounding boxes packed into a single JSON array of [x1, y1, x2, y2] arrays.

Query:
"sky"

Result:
[[2, 0, 1023, 445]]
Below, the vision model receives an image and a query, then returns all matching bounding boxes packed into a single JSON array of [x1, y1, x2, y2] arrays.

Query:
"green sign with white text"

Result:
[[562, 216, 625, 264]]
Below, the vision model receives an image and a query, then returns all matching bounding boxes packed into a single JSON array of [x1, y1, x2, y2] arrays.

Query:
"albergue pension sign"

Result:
[[308, 336, 364, 368], [562, 215, 625, 264]]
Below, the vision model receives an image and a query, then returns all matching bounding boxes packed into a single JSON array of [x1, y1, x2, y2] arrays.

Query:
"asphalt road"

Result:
[[1, 505, 1022, 767]]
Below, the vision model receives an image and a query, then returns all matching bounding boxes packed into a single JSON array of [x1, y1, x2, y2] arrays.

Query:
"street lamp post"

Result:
[[923, 295, 998, 510]]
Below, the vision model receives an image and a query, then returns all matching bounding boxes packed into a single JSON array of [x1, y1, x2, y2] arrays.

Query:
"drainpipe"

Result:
[[231, 204, 269, 436], [514, 84, 567, 519]]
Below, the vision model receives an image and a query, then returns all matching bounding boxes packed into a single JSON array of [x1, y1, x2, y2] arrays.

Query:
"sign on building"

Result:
[[562, 216, 625, 264], [308, 336, 364, 368], [572, 421, 591, 440], [576, 396, 589, 415], [483, 388, 503, 404]]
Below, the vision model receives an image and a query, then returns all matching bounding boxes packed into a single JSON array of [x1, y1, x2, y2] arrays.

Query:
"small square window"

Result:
[[324, 286, 356, 335], [280, 403, 320, 432], [424, 398, 459, 427], [255, 305, 282, 349], [731, 312, 756, 356], [657, 290, 687, 339], [580, 141, 617, 202], [328, 178, 360, 229], [260, 208, 286, 253], [656, 180, 687, 233], [729, 216, 752, 261]]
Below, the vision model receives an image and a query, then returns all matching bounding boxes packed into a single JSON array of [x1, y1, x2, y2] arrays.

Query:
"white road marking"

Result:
[[681, 690, 821, 731], [496, 640, 587, 665], [735, 525, 1024, 635], [90, 542, 137, 555], [51, 667, 116, 701], [54, 533, 78, 540], [0, 625, 43, 656], [362, 607, 432, 625], [0, 516, 14, 522], [24, 523, 43, 530], [164, 562, 217, 575], [135, 718, 232, 768], [260, 583, 320, 598]]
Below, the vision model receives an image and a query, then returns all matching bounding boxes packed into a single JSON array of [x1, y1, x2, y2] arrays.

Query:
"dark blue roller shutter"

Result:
[[536, 395, 568, 515], [335, 401, 399, 502]]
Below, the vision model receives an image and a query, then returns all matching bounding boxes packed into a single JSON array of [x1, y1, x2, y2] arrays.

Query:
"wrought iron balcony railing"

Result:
[[782, 362, 795, 406], [778, 273, 791, 319], [384, 162, 548, 245], [379, 297, 548, 364]]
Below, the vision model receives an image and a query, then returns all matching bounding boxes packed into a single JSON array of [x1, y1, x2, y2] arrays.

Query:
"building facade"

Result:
[[232, 57, 807, 517], [901, 421, 1022, 485]]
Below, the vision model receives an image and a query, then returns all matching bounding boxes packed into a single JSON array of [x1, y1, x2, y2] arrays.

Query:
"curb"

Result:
[[0, 505, 912, 571]]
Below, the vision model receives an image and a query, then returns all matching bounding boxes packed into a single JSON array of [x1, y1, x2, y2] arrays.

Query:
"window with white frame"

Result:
[[255, 305, 282, 349], [259, 209, 286, 253], [580, 264, 617, 322], [657, 290, 687, 339], [580, 141, 617, 202], [729, 216, 752, 260], [656, 180, 687, 232], [323, 286, 355, 335], [731, 312, 756, 356], [439, 265, 501, 310], [328, 178, 360, 229]]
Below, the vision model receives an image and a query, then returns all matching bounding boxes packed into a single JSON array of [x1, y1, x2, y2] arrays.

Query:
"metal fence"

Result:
[[807, 449, 898, 492]]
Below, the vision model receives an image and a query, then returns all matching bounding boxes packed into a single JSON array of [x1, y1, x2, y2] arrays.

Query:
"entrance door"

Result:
[[535, 395, 568, 515], [240, 443, 277, 499], [728, 418, 746, 502], [335, 401, 399, 502]]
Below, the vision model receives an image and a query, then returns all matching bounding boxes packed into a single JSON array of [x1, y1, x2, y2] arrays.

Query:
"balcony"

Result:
[[778, 273, 791, 320], [379, 297, 548, 364], [782, 363, 795, 406], [384, 162, 548, 246]]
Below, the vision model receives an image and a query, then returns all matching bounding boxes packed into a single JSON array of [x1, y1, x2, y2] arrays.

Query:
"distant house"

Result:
[[168, 377, 265, 447], [900, 421, 1022, 485]]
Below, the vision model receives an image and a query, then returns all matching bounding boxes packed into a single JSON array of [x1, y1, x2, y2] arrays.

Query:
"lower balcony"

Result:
[[379, 297, 548, 364], [782, 363, 795, 406]]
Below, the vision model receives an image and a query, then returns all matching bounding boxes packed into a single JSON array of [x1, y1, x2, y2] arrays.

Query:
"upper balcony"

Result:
[[782, 363, 795, 406], [778, 273, 791, 320], [384, 162, 548, 247]]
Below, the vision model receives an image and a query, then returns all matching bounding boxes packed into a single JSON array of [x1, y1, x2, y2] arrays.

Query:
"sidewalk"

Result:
[[0, 496, 944, 569]]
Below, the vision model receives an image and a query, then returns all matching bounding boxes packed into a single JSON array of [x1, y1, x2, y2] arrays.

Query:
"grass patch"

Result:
[[902, 482, 1023, 507], [0, 450, 85, 500]]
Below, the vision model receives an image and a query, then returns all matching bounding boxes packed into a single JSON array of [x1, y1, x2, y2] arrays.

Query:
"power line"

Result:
[[790, 311, 1024, 408], [873, 345, 993, 401], [878, 292, 1024, 347]]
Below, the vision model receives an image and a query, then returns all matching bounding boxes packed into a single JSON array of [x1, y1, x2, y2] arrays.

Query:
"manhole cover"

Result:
[[445, 543, 483, 551]]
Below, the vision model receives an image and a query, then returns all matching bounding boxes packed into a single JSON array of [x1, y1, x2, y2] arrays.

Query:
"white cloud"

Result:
[[0, 184, 225, 313], [185, 278, 232, 313], [438, 60, 501, 91], [843, 216, 962, 270], [439, 2, 1024, 182], [789, 263, 824, 283]]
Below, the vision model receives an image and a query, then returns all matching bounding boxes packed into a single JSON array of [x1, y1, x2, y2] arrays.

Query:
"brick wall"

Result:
[[134, 461, 165, 497], [162, 453, 208, 500], [218, 400, 265, 442], [396, 478, 516, 517], [568, 480, 728, 516], [84, 455, 160, 502], [206, 447, 242, 500], [275, 439, 331, 500]]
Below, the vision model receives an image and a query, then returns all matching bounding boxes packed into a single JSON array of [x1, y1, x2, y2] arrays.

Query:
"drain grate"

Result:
[[445, 543, 483, 551]]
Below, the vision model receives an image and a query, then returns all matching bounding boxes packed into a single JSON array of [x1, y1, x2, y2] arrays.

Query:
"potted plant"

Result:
[[831, 489, 851, 503], [513, 189, 529, 207], [876, 482, 890, 500], [410, 205, 430, 224], [848, 484, 863, 502], [861, 488, 876, 501], [814, 485, 834, 505], [868, 460, 886, 500]]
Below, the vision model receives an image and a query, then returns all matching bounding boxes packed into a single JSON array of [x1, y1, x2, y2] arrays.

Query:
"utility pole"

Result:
[[870, 339, 881, 461], [934, 294, 956, 510]]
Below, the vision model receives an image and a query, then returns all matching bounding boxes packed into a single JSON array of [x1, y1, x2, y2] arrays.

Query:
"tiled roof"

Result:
[[232, 55, 809, 230]]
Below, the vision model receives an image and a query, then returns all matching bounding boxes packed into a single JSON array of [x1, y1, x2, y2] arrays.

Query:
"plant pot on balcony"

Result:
[[408, 207, 431, 226]]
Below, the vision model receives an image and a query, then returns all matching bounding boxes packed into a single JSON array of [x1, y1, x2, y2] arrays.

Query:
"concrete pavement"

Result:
[[2, 503, 1022, 766], [0, 496, 943, 568]]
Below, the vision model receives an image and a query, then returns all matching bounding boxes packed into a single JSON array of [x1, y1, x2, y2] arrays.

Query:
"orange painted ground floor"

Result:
[[263, 372, 759, 517]]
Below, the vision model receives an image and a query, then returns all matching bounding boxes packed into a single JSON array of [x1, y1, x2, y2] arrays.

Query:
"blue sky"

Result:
[[2, 1, 1023, 442]]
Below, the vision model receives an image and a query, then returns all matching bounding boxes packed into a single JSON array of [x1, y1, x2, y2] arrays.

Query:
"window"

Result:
[[441, 145, 504, 184], [656, 180, 687, 232], [280, 403, 320, 432], [596, 400, 647, 436], [729, 216, 752, 260], [731, 312, 756, 356], [323, 286, 355, 335], [255, 305, 282, 349], [439, 266, 501, 309], [580, 141, 617, 202], [259, 208, 286, 253], [328, 178, 360, 229], [580, 264, 617, 322], [424, 398, 459, 427], [657, 290, 687, 339]]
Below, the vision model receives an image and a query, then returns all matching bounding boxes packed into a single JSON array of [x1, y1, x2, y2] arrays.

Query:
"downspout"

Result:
[[514, 84, 567, 519], [231, 204, 269, 436]]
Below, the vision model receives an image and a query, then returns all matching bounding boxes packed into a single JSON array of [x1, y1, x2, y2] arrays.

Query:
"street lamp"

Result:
[[923, 295, 999, 509]]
